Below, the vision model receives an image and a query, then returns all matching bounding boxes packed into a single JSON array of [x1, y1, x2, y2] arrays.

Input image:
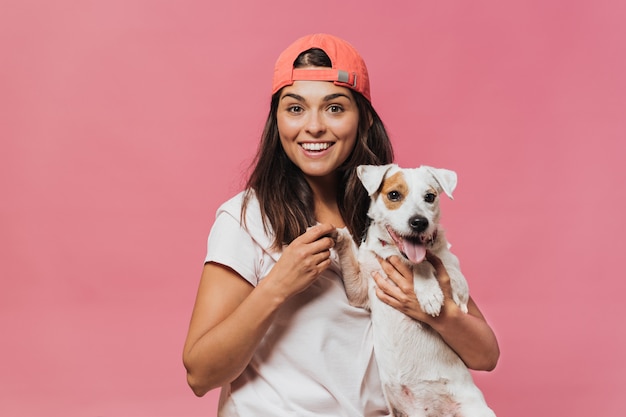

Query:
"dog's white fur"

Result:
[[335, 164, 495, 417]]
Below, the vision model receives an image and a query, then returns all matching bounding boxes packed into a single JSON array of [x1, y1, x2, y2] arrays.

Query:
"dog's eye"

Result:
[[387, 191, 402, 202], [424, 193, 436, 203]]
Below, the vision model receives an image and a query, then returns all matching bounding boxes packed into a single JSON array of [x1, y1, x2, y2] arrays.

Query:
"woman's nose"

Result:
[[305, 111, 326, 137]]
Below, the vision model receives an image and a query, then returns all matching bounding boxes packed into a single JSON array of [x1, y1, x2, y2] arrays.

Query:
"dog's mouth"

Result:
[[385, 226, 437, 264]]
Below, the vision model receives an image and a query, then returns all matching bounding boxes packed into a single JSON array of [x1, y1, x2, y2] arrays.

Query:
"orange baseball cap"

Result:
[[272, 33, 371, 102]]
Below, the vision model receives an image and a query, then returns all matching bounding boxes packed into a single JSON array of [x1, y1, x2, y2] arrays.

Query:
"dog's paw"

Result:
[[416, 286, 444, 317], [414, 264, 445, 316], [334, 227, 353, 251], [418, 291, 444, 316]]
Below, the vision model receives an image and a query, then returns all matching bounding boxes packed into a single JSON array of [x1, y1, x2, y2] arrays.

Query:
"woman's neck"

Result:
[[306, 175, 345, 227]]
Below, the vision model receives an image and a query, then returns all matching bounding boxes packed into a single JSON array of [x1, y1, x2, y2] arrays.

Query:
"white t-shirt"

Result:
[[205, 191, 389, 417]]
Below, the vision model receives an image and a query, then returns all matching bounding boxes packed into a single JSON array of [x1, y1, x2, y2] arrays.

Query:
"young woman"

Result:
[[183, 33, 499, 416]]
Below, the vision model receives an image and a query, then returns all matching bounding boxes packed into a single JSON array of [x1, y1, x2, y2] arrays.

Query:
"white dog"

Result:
[[335, 164, 495, 417]]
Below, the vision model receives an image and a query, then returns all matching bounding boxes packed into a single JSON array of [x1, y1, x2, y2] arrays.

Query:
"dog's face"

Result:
[[358, 164, 457, 265]]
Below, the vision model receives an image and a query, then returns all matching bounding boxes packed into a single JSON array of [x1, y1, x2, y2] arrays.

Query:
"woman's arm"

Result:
[[183, 263, 278, 396], [182, 223, 337, 396], [373, 253, 500, 371]]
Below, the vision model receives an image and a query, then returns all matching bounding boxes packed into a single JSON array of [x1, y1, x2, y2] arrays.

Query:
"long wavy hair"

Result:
[[242, 48, 394, 249]]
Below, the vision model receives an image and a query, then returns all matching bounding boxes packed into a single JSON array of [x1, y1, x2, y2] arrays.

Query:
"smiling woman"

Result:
[[181, 33, 499, 416], [182, 35, 396, 416]]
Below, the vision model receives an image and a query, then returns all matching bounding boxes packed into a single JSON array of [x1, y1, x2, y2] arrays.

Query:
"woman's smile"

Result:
[[300, 142, 334, 152]]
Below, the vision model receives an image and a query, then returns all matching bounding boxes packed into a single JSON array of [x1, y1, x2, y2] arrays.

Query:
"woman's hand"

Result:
[[372, 254, 430, 320], [264, 223, 337, 302], [374, 253, 500, 371], [372, 253, 457, 325]]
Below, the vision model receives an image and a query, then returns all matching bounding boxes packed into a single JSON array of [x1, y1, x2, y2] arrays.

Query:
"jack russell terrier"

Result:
[[335, 164, 496, 417]]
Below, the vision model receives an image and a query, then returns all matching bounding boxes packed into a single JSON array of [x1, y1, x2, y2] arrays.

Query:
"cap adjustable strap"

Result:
[[291, 68, 357, 88]]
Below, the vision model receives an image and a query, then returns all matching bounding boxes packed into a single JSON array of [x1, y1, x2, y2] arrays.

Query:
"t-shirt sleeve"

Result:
[[205, 210, 261, 287]]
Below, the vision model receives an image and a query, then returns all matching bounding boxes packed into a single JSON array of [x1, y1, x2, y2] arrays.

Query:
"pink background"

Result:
[[2, 1, 625, 416]]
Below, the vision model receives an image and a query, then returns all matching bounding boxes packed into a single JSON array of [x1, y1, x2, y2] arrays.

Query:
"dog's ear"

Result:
[[424, 166, 457, 199], [357, 164, 397, 196]]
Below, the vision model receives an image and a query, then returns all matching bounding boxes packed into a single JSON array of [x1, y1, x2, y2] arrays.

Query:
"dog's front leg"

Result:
[[413, 262, 445, 317], [335, 229, 370, 308], [437, 249, 469, 314]]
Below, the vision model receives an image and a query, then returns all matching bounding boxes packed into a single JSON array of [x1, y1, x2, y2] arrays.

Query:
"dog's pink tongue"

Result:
[[401, 240, 427, 264]]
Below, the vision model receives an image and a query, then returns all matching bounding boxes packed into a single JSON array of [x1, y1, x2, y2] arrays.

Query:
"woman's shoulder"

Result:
[[215, 190, 275, 251], [216, 190, 260, 220], [216, 190, 246, 217]]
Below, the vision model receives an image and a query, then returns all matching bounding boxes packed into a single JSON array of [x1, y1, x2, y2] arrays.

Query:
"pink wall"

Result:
[[2, 1, 624, 416]]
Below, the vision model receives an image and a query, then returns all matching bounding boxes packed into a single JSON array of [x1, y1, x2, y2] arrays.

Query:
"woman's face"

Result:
[[277, 80, 359, 183]]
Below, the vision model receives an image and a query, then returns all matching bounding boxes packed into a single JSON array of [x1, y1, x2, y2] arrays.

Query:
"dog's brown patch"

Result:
[[381, 171, 409, 210]]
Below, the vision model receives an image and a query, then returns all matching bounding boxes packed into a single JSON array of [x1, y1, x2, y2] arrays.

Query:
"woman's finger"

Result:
[[372, 272, 402, 306], [385, 256, 413, 281], [302, 223, 337, 244], [376, 255, 414, 293]]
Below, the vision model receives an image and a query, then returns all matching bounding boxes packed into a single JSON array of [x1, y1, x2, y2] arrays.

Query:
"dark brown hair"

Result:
[[242, 48, 394, 248]]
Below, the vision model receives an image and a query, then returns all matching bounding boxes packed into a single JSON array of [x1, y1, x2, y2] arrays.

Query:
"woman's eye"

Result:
[[387, 191, 402, 202], [328, 105, 343, 113], [424, 193, 436, 203], [288, 105, 303, 114]]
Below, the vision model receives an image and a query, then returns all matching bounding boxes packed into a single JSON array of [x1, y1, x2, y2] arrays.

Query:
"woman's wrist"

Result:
[[255, 274, 290, 309], [421, 299, 463, 332]]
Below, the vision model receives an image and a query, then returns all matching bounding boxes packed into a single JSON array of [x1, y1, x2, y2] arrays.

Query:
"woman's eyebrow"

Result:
[[281, 92, 352, 102], [281, 93, 305, 101], [324, 93, 351, 101]]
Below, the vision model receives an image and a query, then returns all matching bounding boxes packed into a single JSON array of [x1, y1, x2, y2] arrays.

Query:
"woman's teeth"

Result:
[[301, 142, 332, 151]]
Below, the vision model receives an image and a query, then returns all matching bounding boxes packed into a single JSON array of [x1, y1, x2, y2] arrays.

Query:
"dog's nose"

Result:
[[409, 216, 429, 232]]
